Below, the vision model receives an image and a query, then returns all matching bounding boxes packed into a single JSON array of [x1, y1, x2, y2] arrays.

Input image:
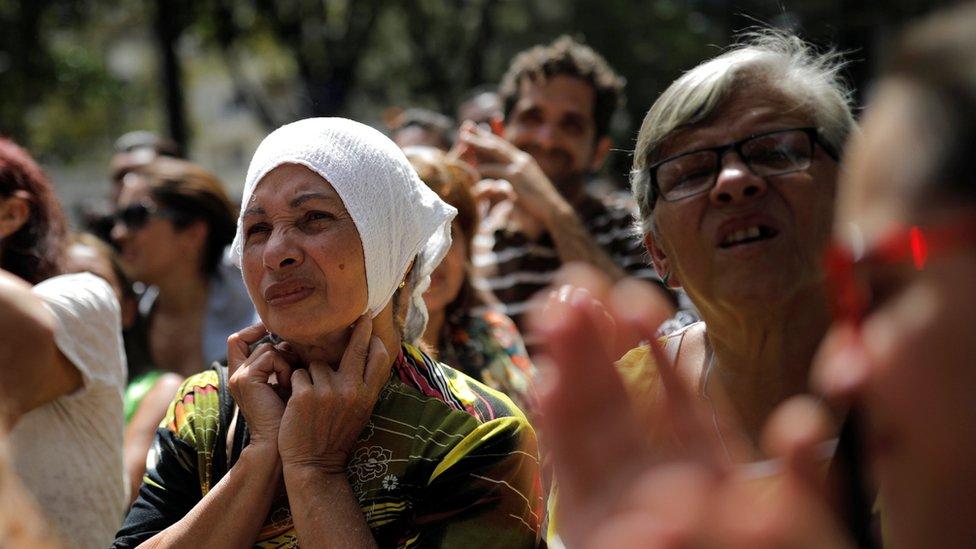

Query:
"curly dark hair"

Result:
[[130, 157, 237, 279], [499, 35, 626, 141], [0, 139, 66, 284]]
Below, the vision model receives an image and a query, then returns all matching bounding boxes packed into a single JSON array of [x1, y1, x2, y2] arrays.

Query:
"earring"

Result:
[[661, 272, 671, 287], [398, 281, 406, 289]]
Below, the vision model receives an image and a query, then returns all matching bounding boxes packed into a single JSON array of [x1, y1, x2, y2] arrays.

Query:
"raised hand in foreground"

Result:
[[530, 264, 854, 548]]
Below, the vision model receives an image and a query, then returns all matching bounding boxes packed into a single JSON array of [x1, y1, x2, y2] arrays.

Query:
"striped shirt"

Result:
[[473, 191, 662, 349]]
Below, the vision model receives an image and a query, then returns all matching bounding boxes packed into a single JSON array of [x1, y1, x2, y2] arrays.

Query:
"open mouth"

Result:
[[719, 224, 779, 248]]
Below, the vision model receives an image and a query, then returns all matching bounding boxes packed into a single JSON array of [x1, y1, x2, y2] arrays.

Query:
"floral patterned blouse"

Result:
[[113, 344, 542, 548], [438, 309, 539, 416]]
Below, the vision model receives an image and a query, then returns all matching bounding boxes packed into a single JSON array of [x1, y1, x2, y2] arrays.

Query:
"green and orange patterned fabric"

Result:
[[114, 343, 542, 548]]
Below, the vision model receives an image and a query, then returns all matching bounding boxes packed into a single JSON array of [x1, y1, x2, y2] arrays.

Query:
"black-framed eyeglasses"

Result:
[[112, 203, 163, 231], [649, 127, 839, 203]]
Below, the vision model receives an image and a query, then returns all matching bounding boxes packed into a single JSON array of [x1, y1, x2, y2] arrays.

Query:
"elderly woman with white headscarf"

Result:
[[113, 118, 542, 548]]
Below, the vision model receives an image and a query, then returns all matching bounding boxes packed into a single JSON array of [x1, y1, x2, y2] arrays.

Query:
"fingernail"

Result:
[[570, 287, 590, 307], [816, 343, 869, 398]]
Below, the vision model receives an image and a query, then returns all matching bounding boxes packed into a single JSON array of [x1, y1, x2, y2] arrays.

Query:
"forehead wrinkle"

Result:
[[242, 205, 265, 218], [289, 192, 341, 209]]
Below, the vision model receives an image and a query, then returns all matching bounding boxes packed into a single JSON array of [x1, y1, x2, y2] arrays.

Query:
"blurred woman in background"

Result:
[[0, 138, 126, 548], [406, 146, 538, 413], [533, 31, 857, 546], [110, 157, 256, 501]]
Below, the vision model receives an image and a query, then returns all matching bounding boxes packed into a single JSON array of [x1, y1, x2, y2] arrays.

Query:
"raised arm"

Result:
[[456, 125, 626, 281], [0, 270, 81, 424], [278, 316, 388, 548]]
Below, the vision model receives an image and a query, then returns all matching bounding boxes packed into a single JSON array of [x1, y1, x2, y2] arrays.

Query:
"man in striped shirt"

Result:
[[456, 36, 676, 349]]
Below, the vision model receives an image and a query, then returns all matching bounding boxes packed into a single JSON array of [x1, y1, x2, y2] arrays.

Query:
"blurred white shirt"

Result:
[[10, 273, 127, 549]]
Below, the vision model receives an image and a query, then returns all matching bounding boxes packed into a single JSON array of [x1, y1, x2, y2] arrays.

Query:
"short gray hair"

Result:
[[631, 30, 857, 234]]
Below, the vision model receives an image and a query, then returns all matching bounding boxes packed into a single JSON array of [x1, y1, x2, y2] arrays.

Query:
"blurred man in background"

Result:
[[455, 36, 676, 348]]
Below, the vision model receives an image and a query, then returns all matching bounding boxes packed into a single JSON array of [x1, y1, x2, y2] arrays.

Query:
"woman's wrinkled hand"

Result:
[[227, 323, 294, 449], [277, 314, 391, 473]]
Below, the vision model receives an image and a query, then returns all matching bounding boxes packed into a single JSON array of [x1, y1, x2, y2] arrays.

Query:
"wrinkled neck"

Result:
[[289, 305, 402, 370], [699, 285, 831, 439]]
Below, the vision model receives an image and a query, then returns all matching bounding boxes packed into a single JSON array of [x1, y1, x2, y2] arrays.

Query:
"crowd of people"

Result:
[[1, 2, 975, 547]]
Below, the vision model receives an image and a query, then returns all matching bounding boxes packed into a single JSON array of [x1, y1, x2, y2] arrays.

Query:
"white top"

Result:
[[9, 273, 128, 549]]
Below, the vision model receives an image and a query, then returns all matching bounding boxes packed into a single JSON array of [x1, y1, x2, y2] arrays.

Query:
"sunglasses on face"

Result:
[[113, 203, 162, 231], [825, 215, 976, 324]]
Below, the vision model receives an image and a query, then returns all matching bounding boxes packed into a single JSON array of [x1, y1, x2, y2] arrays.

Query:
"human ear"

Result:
[[644, 231, 680, 288], [0, 195, 31, 241], [589, 136, 613, 172]]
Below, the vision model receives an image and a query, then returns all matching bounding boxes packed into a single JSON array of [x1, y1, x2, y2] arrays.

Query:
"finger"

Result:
[[363, 335, 391, 394], [761, 395, 836, 493], [608, 277, 675, 361], [227, 322, 269, 371], [291, 368, 312, 393], [273, 343, 303, 369], [811, 322, 871, 403], [536, 283, 645, 498], [471, 179, 515, 203], [307, 360, 334, 389], [230, 342, 274, 381], [526, 263, 612, 349], [338, 314, 373, 382], [456, 131, 513, 164], [648, 338, 724, 467], [473, 162, 511, 181], [248, 348, 294, 391]]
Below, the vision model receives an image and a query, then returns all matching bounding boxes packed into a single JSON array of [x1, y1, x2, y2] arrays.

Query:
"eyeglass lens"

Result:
[[657, 129, 814, 201], [115, 204, 152, 229]]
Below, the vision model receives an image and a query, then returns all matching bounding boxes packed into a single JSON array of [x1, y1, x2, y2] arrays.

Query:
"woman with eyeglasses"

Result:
[[538, 31, 857, 546], [110, 156, 257, 502], [535, 5, 976, 547]]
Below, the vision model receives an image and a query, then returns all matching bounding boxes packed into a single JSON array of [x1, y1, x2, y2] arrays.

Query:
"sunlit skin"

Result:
[[422, 223, 467, 345], [639, 81, 839, 442], [111, 174, 202, 285], [504, 74, 610, 199], [111, 173, 210, 377], [240, 163, 400, 366], [815, 80, 976, 547], [646, 83, 838, 311]]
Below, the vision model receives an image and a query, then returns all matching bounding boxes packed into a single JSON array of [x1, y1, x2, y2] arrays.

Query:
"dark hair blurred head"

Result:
[[499, 35, 625, 141], [404, 146, 482, 315], [391, 109, 455, 151], [0, 139, 66, 284], [130, 157, 237, 278]]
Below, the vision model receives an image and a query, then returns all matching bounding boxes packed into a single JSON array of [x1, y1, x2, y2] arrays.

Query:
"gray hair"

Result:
[[631, 29, 857, 234]]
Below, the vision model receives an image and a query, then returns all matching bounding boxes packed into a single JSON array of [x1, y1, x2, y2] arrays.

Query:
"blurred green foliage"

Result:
[[0, 0, 957, 168]]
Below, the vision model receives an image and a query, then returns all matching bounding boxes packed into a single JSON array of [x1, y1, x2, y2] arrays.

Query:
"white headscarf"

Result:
[[230, 117, 456, 341]]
